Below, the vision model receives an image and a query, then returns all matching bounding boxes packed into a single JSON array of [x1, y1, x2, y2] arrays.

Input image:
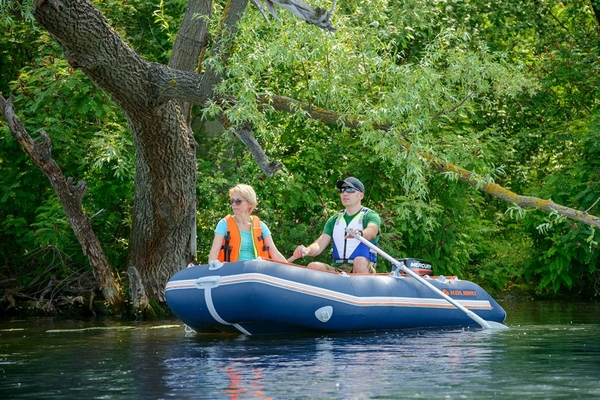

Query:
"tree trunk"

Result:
[[167, 0, 213, 262], [34, 0, 197, 302], [32, 0, 252, 303], [126, 106, 197, 302]]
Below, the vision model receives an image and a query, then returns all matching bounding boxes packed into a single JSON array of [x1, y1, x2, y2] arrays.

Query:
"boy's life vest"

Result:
[[331, 207, 378, 265], [218, 215, 271, 262]]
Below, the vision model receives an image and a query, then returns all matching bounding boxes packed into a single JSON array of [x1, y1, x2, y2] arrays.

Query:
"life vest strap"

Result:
[[220, 231, 232, 262]]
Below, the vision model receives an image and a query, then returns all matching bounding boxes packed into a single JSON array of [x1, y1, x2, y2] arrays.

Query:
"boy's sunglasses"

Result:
[[339, 187, 358, 193], [228, 198, 246, 205]]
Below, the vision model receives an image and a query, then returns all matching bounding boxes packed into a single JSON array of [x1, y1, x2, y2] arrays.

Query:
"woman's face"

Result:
[[229, 191, 249, 214]]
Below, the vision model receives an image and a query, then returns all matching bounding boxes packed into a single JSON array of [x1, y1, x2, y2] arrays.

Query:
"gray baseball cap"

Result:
[[336, 177, 365, 192]]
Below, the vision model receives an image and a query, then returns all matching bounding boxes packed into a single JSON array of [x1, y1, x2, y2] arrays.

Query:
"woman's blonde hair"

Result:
[[229, 184, 258, 213]]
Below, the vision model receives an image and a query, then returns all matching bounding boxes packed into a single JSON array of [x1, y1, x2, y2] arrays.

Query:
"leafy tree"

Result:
[[2, 0, 600, 314]]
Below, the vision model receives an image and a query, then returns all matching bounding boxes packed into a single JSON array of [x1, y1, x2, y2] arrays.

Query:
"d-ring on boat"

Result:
[[165, 235, 507, 335]]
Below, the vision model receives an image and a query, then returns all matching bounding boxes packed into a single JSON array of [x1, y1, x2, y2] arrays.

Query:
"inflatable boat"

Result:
[[164, 259, 507, 335]]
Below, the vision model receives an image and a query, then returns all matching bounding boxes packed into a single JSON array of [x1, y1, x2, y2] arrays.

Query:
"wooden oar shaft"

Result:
[[345, 228, 495, 330]]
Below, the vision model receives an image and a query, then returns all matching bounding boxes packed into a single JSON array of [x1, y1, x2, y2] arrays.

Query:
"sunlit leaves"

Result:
[[3, 0, 600, 296]]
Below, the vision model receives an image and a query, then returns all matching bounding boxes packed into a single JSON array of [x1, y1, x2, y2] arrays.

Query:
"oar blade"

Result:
[[482, 321, 509, 330]]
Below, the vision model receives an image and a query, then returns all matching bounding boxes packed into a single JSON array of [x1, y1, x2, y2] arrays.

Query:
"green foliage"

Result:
[[0, 3, 39, 95], [200, 0, 539, 283], [520, 211, 599, 295], [94, 0, 185, 62], [0, 26, 133, 282], [517, 120, 600, 295], [485, 1, 600, 295], [0, 0, 35, 27], [2, 0, 600, 300]]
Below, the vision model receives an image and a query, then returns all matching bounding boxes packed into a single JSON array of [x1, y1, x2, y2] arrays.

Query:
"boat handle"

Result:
[[195, 276, 221, 289]]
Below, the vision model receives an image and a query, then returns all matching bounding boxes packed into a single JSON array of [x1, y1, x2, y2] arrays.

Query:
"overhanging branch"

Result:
[[217, 113, 283, 176], [262, 94, 600, 229]]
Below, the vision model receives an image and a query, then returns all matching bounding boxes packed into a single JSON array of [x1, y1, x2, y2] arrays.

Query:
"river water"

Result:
[[1, 300, 599, 399]]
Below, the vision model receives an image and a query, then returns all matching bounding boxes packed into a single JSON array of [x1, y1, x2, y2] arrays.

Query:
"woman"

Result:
[[208, 184, 287, 263]]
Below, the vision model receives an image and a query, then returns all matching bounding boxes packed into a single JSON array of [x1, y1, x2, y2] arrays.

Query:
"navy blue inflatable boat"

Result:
[[165, 259, 507, 335]]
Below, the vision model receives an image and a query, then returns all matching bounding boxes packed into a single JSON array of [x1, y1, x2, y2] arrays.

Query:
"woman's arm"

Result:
[[208, 232, 224, 261], [264, 235, 287, 262]]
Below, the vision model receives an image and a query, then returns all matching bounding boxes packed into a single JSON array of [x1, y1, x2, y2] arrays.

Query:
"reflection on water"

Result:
[[1, 301, 599, 399]]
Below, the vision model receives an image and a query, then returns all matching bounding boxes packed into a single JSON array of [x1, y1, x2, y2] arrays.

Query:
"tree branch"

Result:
[[262, 94, 600, 229], [140, 63, 600, 229], [250, 0, 337, 32], [0, 94, 125, 309], [426, 153, 600, 228], [217, 113, 283, 176]]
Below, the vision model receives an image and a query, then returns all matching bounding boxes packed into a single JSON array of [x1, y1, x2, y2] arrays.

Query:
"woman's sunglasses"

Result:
[[228, 198, 246, 205], [339, 187, 358, 193]]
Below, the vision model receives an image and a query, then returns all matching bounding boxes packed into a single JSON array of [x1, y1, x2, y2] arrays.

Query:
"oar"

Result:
[[345, 228, 508, 330]]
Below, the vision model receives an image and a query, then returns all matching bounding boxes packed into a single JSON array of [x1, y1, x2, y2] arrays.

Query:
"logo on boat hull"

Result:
[[442, 289, 477, 297]]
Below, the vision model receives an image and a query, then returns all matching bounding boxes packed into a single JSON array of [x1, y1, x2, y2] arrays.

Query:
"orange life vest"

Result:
[[218, 215, 272, 262]]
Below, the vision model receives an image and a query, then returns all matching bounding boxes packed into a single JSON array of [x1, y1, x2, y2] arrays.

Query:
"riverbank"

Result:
[[0, 272, 592, 320]]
